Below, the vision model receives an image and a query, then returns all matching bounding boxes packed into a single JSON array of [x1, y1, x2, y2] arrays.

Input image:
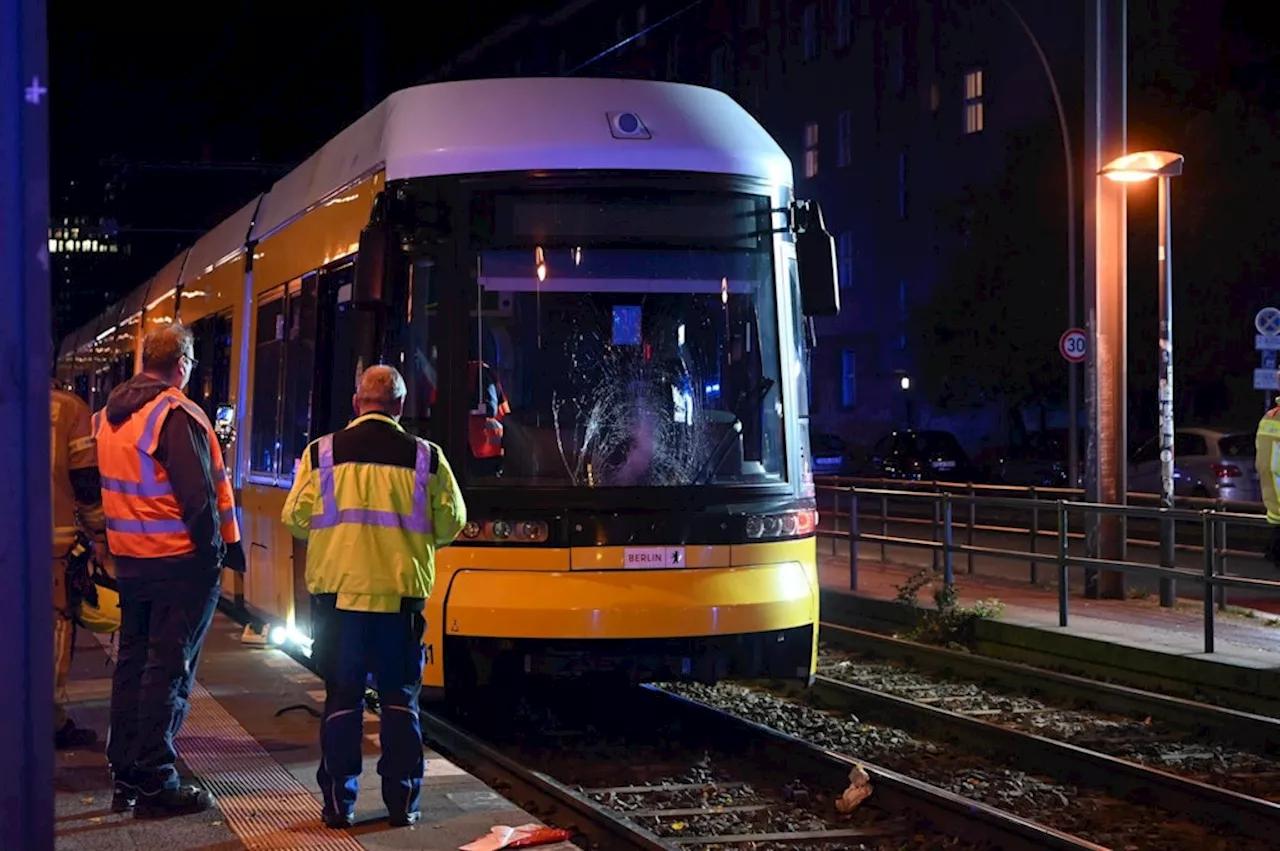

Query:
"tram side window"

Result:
[[280, 273, 319, 477], [250, 287, 286, 480], [187, 311, 233, 422], [111, 353, 134, 387]]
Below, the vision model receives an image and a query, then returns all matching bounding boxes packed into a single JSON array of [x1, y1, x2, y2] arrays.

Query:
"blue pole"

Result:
[[0, 0, 54, 846]]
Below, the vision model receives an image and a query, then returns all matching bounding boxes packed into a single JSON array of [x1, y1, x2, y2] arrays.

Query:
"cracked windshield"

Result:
[[468, 189, 786, 487]]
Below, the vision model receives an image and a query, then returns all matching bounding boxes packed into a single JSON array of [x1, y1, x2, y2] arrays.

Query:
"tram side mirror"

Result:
[[353, 223, 389, 305], [793, 199, 840, 318], [214, 405, 236, 446]]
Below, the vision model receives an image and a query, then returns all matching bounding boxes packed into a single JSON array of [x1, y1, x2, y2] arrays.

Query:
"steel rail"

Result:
[[819, 622, 1280, 752]]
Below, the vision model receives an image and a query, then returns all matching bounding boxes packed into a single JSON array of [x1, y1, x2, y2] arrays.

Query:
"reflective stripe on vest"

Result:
[[95, 389, 240, 556], [312, 433, 433, 535]]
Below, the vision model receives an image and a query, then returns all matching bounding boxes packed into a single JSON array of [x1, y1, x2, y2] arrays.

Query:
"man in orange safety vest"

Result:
[[94, 323, 246, 818]]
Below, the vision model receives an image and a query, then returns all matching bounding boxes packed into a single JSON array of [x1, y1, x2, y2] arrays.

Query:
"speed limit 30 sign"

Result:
[[1059, 328, 1086, 363]]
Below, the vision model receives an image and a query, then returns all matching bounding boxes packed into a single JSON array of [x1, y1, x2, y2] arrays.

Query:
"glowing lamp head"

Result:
[[269, 625, 287, 646], [1099, 150, 1185, 183], [900, 376, 911, 391]]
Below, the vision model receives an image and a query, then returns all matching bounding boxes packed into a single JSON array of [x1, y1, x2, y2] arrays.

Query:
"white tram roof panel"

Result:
[[251, 77, 793, 242], [180, 196, 262, 286]]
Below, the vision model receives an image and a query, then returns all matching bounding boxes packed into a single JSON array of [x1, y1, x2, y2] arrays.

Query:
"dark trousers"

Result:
[[310, 594, 426, 818], [107, 567, 221, 792]]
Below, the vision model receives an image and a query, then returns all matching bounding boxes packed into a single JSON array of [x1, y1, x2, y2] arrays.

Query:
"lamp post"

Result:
[[1100, 149, 1186, 608]]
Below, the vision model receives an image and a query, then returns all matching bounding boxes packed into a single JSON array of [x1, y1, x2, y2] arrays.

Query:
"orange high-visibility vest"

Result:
[[93, 387, 241, 559], [466, 361, 509, 460]]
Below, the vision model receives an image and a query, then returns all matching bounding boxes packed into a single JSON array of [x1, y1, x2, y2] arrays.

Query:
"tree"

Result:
[[911, 126, 1068, 415]]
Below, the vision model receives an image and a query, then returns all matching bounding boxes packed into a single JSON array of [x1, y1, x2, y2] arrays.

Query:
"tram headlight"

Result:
[[515, 520, 549, 543], [458, 518, 553, 543], [743, 509, 818, 540]]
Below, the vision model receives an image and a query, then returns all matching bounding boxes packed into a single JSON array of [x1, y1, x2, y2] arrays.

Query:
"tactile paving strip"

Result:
[[95, 634, 364, 850], [182, 678, 366, 850]]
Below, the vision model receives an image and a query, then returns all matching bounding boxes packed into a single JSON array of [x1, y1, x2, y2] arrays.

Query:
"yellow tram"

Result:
[[56, 77, 841, 695]]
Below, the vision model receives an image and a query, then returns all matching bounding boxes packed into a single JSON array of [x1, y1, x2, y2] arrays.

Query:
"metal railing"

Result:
[[815, 480, 1280, 654]]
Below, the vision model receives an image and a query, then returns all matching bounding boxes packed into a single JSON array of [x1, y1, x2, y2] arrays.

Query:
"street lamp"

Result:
[[1100, 149, 1185, 608]]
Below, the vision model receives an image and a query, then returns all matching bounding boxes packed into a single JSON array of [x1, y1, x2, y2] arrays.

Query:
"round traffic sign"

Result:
[[1059, 328, 1086, 363], [1257, 307, 1280, 336]]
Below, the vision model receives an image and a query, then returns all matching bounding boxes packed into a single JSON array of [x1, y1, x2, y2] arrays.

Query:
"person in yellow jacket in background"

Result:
[[282, 364, 466, 830], [51, 382, 109, 749], [1257, 401, 1280, 565]]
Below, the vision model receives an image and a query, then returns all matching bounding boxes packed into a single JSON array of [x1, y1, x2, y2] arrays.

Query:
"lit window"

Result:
[[804, 122, 819, 179], [841, 350, 857, 407], [836, 0, 853, 48], [964, 68, 985, 134], [838, 232, 853, 289], [837, 110, 852, 167], [803, 4, 819, 61]]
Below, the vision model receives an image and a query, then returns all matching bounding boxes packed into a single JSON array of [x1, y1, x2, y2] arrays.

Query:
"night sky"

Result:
[[48, 2, 556, 190]]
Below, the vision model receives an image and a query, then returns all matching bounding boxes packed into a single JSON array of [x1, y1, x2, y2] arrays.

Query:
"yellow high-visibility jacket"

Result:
[[282, 413, 467, 612], [1256, 406, 1280, 525]]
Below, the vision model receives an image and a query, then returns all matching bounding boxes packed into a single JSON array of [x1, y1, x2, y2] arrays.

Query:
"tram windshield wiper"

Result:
[[692, 377, 775, 485]]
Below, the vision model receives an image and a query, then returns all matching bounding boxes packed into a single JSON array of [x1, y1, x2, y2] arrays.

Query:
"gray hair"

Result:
[[142, 323, 194, 372], [356, 364, 407, 408]]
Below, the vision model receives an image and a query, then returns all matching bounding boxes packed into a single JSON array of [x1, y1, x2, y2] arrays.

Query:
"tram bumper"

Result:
[[442, 560, 818, 685]]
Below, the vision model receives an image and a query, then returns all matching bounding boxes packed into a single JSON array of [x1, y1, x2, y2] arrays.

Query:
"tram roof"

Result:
[[62, 78, 793, 359], [250, 77, 793, 241]]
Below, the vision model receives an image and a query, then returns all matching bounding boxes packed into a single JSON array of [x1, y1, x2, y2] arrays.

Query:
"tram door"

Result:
[[292, 259, 373, 632]]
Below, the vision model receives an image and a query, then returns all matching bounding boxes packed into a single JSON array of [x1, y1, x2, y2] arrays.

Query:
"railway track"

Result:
[[816, 623, 1280, 808], [818, 622, 1280, 751], [661, 671, 1279, 851], [419, 683, 1103, 850]]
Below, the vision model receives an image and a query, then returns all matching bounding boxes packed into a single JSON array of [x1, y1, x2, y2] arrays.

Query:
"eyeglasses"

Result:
[[182, 352, 198, 369]]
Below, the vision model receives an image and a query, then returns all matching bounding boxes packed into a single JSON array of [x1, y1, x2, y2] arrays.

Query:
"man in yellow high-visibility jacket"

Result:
[[1257, 403, 1280, 565], [282, 364, 466, 830]]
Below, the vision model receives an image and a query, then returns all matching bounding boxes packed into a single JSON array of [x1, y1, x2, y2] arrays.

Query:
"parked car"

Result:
[[978, 429, 1076, 488], [1128, 427, 1261, 502], [860, 429, 984, 484], [810, 432, 853, 476]]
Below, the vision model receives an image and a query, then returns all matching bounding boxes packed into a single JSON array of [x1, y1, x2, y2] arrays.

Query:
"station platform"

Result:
[[54, 611, 575, 851]]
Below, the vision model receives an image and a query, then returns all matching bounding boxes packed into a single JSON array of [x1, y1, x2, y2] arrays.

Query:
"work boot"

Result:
[[133, 784, 215, 819], [111, 769, 140, 813], [322, 809, 356, 829], [54, 720, 98, 750], [389, 810, 421, 828]]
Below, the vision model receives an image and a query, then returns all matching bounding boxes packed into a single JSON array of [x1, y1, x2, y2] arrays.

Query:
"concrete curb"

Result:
[[819, 589, 1280, 718]]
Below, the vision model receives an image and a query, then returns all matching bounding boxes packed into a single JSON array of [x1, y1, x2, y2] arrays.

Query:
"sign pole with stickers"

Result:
[[1254, 307, 1280, 412]]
